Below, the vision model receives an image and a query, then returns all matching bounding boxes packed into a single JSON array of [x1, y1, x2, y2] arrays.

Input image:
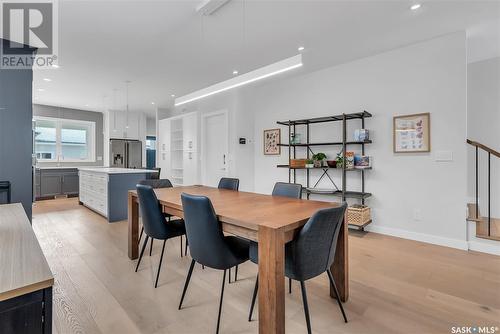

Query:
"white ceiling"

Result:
[[33, 0, 500, 116]]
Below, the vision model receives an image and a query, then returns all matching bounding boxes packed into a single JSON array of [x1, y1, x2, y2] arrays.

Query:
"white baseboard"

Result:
[[468, 241, 500, 256], [365, 225, 469, 250]]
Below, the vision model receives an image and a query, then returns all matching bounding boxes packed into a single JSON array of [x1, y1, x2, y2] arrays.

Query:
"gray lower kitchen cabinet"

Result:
[[61, 171, 79, 195], [35, 169, 41, 198], [40, 172, 62, 197], [37, 168, 79, 199]]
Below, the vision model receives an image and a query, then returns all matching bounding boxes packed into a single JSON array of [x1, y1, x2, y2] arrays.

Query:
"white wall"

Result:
[[466, 57, 500, 255], [170, 91, 255, 191], [146, 117, 156, 137], [249, 32, 468, 248]]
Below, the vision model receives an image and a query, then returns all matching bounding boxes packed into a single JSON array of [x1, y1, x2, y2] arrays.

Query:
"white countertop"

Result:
[[36, 166, 85, 170], [78, 167, 157, 174]]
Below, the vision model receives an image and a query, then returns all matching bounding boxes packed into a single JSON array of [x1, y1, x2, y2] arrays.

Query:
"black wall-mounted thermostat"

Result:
[[239, 138, 246, 144]]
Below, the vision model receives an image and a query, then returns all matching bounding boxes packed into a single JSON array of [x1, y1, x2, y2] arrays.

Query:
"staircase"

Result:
[[467, 203, 500, 241], [467, 139, 500, 241]]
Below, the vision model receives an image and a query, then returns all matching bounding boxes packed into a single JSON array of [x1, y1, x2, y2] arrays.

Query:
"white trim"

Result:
[[365, 225, 469, 250], [201, 110, 229, 185], [468, 241, 500, 256]]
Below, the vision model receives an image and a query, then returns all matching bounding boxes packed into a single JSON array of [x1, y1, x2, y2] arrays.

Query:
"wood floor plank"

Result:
[[32, 198, 500, 334]]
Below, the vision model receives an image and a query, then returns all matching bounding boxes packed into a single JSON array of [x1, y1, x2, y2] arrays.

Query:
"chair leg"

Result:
[[235, 265, 238, 282], [138, 226, 144, 246], [216, 269, 227, 334], [289, 277, 292, 294], [185, 236, 189, 256], [228, 268, 231, 283], [150, 238, 154, 256], [300, 281, 312, 334], [248, 274, 258, 321], [327, 269, 348, 323], [135, 236, 149, 272], [178, 259, 196, 310], [180, 236, 183, 258], [155, 240, 167, 288]]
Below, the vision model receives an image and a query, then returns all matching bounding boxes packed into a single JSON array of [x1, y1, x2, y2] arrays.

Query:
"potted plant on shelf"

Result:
[[335, 153, 344, 168], [305, 159, 314, 168], [312, 153, 327, 167]]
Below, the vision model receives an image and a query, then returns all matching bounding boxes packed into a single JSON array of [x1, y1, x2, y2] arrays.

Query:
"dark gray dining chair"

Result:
[[248, 203, 348, 334], [249, 182, 302, 292], [272, 182, 302, 199], [135, 185, 186, 288], [179, 193, 250, 334], [0, 181, 11, 204], [217, 177, 240, 282], [150, 167, 161, 180], [137, 179, 184, 256], [217, 177, 239, 191]]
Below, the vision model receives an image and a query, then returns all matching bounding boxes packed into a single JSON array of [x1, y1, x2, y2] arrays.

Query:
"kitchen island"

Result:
[[79, 167, 156, 222]]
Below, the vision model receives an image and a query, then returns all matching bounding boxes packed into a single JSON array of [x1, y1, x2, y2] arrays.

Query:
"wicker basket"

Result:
[[347, 205, 371, 227], [290, 159, 307, 168]]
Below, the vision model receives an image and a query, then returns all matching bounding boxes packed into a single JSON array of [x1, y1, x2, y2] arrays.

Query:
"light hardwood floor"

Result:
[[32, 198, 500, 334]]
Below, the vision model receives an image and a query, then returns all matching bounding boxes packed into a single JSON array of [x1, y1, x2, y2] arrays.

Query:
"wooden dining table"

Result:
[[128, 185, 348, 334]]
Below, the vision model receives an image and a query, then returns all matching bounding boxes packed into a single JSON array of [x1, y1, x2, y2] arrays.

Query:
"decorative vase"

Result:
[[313, 160, 322, 168]]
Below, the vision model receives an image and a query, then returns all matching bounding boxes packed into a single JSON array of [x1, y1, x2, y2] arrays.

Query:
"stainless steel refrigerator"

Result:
[[109, 139, 142, 168]]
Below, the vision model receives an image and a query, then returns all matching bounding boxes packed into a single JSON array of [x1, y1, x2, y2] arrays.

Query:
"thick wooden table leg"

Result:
[[128, 192, 139, 260], [330, 213, 349, 302], [258, 226, 285, 334]]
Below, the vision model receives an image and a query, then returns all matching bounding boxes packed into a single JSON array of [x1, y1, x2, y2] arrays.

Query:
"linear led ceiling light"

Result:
[[175, 54, 303, 106]]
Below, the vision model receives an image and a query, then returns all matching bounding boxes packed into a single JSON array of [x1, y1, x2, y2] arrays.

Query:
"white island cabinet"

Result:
[[78, 168, 156, 222]]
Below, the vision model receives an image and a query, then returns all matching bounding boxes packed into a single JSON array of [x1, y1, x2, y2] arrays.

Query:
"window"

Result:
[[34, 117, 95, 162]]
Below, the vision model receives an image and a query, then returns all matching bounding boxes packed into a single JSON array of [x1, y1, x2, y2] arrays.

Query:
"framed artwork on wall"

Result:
[[393, 113, 430, 153], [263, 128, 281, 155]]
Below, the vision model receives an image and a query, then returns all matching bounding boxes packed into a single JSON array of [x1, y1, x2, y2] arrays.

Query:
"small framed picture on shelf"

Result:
[[354, 155, 371, 169], [263, 128, 281, 155], [393, 113, 430, 153]]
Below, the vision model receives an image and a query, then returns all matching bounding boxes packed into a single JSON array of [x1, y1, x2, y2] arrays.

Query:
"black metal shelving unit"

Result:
[[276, 111, 372, 205]]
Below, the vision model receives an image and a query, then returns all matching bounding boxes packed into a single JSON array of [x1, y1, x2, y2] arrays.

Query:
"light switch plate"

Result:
[[435, 150, 453, 162]]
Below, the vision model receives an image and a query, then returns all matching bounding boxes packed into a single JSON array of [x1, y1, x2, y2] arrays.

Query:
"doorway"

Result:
[[146, 136, 156, 169], [201, 110, 229, 187]]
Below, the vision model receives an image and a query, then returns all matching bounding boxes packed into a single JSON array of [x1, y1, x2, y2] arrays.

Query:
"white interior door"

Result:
[[202, 111, 228, 187]]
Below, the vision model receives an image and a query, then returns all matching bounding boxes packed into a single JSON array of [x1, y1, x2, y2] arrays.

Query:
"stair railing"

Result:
[[467, 139, 500, 237]]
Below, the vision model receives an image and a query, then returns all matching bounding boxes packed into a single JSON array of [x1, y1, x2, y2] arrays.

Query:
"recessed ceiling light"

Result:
[[233, 70, 238, 75], [37, 88, 45, 92], [171, 94, 175, 98], [298, 46, 305, 51], [151, 102, 155, 105], [51, 64, 59, 68], [410, 3, 421, 10], [43, 78, 51, 82], [85, 104, 89, 107]]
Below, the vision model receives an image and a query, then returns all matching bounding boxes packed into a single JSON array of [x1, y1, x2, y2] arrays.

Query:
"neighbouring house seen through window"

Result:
[[34, 117, 96, 162]]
